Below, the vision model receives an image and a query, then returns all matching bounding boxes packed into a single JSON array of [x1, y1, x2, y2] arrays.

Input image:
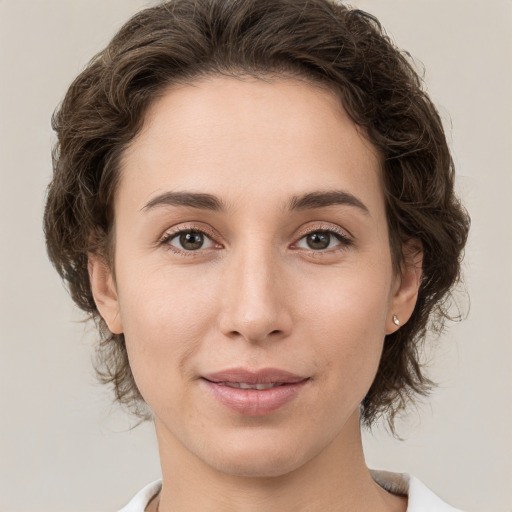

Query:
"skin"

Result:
[[89, 76, 421, 512]]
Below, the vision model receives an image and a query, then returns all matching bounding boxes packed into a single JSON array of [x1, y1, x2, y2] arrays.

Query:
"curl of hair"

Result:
[[44, 0, 470, 430]]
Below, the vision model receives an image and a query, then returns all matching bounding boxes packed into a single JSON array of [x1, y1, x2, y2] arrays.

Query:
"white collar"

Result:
[[370, 470, 462, 511]]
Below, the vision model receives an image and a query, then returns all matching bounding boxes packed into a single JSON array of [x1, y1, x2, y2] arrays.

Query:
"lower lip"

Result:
[[202, 379, 309, 416]]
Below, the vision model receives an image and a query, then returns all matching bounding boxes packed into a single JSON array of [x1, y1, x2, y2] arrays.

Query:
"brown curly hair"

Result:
[[43, 0, 470, 429]]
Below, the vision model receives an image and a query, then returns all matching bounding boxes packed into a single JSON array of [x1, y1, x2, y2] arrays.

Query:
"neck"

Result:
[[152, 411, 406, 512]]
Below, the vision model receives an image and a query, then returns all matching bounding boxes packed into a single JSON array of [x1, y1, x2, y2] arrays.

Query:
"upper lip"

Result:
[[202, 367, 308, 384]]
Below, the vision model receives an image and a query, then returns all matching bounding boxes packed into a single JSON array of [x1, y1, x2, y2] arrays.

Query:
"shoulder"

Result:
[[117, 480, 162, 512], [371, 470, 463, 512]]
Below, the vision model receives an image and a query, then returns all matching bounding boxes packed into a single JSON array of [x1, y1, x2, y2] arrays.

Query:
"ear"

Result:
[[386, 239, 423, 335], [88, 253, 123, 334]]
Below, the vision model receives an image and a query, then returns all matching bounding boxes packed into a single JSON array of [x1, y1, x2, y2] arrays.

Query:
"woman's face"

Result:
[[91, 76, 418, 477]]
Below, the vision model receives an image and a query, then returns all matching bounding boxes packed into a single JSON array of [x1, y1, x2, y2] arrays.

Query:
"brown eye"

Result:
[[180, 232, 204, 250], [306, 232, 331, 250], [295, 230, 350, 251], [167, 230, 215, 251]]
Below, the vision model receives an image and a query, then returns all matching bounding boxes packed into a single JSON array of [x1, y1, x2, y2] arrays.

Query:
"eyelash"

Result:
[[159, 224, 352, 256]]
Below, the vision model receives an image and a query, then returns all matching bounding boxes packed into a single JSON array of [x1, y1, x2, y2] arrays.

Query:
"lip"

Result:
[[201, 367, 310, 416]]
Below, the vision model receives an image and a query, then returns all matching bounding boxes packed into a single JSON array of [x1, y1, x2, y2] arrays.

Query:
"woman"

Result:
[[43, 0, 469, 510]]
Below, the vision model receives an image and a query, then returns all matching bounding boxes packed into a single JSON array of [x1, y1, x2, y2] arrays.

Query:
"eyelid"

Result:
[[159, 222, 217, 241], [295, 222, 351, 241]]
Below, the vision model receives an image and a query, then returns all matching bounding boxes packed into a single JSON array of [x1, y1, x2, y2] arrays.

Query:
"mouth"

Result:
[[202, 367, 309, 385], [201, 367, 310, 416]]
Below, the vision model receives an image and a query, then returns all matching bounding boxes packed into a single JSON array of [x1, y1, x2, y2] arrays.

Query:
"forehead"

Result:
[[118, 75, 383, 213]]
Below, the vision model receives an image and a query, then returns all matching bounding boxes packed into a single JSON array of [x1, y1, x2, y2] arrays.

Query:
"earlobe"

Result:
[[386, 240, 423, 334], [88, 254, 123, 334]]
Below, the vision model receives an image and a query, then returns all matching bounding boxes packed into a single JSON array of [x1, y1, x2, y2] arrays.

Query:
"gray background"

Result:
[[1, 0, 511, 510]]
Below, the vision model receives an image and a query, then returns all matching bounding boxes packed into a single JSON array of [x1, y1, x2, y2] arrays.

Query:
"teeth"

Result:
[[221, 382, 282, 390]]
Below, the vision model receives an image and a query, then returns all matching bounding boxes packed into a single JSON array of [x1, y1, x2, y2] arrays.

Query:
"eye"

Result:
[[295, 230, 350, 251], [165, 229, 216, 251]]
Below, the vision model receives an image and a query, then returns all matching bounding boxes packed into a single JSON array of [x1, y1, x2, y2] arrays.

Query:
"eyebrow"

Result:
[[288, 190, 370, 215], [141, 189, 369, 215], [142, 191, 225, 212]]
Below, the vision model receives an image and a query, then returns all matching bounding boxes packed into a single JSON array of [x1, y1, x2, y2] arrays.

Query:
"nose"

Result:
[[218, 244, 293, 344]]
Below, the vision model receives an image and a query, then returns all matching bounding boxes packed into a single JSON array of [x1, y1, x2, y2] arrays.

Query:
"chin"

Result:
[[210, 451, 306, 478], [198, 430, 320, 479]]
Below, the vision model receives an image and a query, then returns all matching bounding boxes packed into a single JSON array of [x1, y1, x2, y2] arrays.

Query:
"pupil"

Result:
[[307, 232, 330, 250], [180, 231, 203, 250]]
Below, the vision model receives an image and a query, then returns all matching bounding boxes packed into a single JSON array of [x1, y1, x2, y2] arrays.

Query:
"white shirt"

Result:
[[118, 471, 462, 511]]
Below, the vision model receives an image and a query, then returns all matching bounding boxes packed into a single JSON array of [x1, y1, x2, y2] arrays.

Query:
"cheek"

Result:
[[300, 257, 391, 331], [298, 261, 392, 386], [115, 262, 220, 394]]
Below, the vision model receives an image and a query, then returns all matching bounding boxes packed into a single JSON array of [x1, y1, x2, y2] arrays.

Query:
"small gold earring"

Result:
[[392, 315, 400, 326]]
